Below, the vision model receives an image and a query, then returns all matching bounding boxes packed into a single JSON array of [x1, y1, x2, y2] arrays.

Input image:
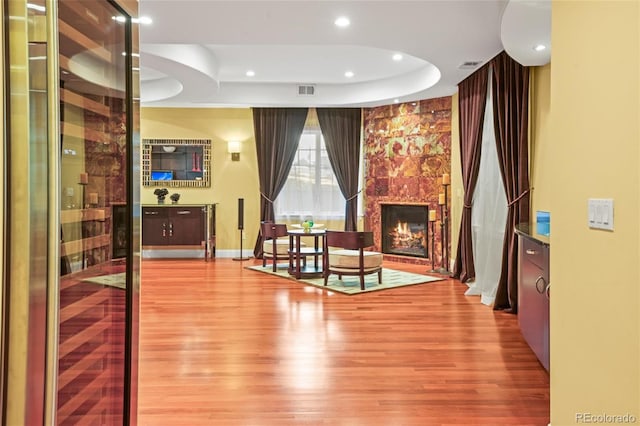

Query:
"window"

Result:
[[275, 130, 360, 221]]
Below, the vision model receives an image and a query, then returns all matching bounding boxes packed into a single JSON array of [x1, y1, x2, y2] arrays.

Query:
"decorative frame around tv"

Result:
[[142, 138, 211, 188]]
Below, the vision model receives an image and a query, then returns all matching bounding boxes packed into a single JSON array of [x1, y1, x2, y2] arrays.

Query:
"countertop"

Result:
[[515, 222, 550, 246]]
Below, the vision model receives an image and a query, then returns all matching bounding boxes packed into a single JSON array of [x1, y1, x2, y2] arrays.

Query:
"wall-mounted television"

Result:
[[151, 170, 174, 181]]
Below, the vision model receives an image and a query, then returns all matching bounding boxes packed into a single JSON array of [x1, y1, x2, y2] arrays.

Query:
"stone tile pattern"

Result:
[[363, 97, 452, 265]]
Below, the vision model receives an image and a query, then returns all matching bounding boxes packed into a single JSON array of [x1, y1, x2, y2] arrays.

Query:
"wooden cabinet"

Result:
[[142, 205, 216, 258], [141, 207, 169, 246], [516, 225, 550, 372]]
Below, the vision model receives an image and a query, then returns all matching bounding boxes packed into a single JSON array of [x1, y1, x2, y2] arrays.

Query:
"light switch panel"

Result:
[[588, 198, 614, 231]]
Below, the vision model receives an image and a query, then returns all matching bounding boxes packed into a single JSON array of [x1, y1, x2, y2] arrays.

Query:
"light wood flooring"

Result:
[[138, 258, 549, 426]]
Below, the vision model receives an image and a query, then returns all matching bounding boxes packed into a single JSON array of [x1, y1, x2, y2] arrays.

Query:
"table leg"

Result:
[[296, 234, 302, 278], [288, 234, 294, 274]]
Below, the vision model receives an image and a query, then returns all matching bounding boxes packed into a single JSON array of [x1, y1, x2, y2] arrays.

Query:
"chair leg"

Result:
[[360, 275, 365, 290], [324, 272, 328, 286], [377, 270, 382, 284], [272, 256, 277, 272], [263, 256, 267, 268]]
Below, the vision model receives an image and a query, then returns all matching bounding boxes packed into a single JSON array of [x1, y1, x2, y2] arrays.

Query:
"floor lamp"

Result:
[[233, 198, 251, 261], [429, 210, 438, 273], [438, 173, 451, 275]]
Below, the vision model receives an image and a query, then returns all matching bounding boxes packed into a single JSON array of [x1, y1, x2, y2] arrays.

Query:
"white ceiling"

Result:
[[138, 0, 550, 108]]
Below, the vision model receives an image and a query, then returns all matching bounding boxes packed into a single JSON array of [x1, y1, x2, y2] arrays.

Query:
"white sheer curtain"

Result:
[[275, 131, 345, 222], [465, 69, 508, 306]]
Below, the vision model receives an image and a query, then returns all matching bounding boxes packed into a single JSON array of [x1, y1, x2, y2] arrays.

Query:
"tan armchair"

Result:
[[323, 231, 383, 290], [261, 222, 306, 272]]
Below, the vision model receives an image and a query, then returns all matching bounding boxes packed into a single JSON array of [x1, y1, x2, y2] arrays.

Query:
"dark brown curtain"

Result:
[[316, 108, 362, 231], [491, 51, 530, 313], [252, 107, 309, 257], [452, 64, 489, 283]]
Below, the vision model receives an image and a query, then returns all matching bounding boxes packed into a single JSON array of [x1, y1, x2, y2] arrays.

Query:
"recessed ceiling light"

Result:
[[392, 53, 403, 61], [113, 16, 152, 24], [134, 16, 153, 25], [534, 44, 547, 51], [394, 99, 400, 104], [334, 16, 350, 27], [26, 3, 46, 12], [246, 70, 255, 77], [344, 71, 354, 78], [412, 102, 417, 106]]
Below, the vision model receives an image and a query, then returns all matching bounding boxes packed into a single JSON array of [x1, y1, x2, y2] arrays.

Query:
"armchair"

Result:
[[261, 222, 306, 272], [324, 230, 383, 290]]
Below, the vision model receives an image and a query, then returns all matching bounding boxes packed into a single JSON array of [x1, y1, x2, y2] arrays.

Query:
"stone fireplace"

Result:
[[381, 204, 429, 259], [363, 97, 451, 265]]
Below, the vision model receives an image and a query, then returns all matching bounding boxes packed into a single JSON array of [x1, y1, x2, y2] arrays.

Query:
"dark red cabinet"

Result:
[[142, 205, 207, 247], [517, 231, 550, 372]]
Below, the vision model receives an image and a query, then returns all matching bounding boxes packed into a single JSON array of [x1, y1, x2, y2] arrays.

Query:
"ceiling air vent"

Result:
[[297, 84, 315, 96], [459, 61, 482, 70]]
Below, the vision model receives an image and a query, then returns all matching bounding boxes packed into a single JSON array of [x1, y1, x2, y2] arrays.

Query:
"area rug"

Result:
[[82, 272, 126, 290], [247, 264, 443, 295]]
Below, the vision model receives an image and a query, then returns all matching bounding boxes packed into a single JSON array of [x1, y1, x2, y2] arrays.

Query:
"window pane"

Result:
[[276, 131, 348, 220]]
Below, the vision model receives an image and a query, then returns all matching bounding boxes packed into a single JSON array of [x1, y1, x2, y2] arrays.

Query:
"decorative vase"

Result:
[[157, 198, 165, 204]]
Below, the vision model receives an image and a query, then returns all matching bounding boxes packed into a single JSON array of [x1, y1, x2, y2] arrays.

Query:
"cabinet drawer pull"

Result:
[[176, 211, 192, 215], [545, 283, 551, 300], [535, 276, 546, 294], [145, 211, 159, 215], [162, 223, 166, 237], [525, 249, 537, 255]]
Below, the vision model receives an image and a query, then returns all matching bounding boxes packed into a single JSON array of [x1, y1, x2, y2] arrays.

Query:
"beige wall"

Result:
[[549, 2, 639, 423], [529, 64, 552, 219], [141, 108, 260, 254]]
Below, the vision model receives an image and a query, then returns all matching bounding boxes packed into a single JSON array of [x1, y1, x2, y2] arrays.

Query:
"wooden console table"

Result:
[[142, 204, 216, 260]]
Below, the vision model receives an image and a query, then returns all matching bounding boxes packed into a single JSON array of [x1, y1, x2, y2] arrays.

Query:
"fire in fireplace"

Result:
[[381, 204, 429, 258]]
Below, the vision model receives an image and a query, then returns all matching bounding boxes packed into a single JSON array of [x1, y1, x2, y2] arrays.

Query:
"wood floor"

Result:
[[138, 258, 549, 426]]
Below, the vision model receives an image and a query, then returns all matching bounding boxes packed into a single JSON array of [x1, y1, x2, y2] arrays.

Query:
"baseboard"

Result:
[[215, 249, 254, 259], [141, 249, 205, 259]]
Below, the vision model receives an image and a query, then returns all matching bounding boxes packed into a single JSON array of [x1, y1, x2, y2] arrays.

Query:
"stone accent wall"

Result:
[[363, 97, 452, 265]]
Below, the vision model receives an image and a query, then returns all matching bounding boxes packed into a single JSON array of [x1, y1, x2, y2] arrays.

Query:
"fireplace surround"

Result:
[[381, 204, 429, 258]]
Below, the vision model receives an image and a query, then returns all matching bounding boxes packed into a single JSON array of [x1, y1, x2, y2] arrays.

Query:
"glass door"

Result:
[[3, 1, 138, 424], [57, 1, 131, 423]]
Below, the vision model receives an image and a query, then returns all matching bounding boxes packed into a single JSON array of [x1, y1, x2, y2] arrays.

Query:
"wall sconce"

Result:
[[228, 140, 241, 161]]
